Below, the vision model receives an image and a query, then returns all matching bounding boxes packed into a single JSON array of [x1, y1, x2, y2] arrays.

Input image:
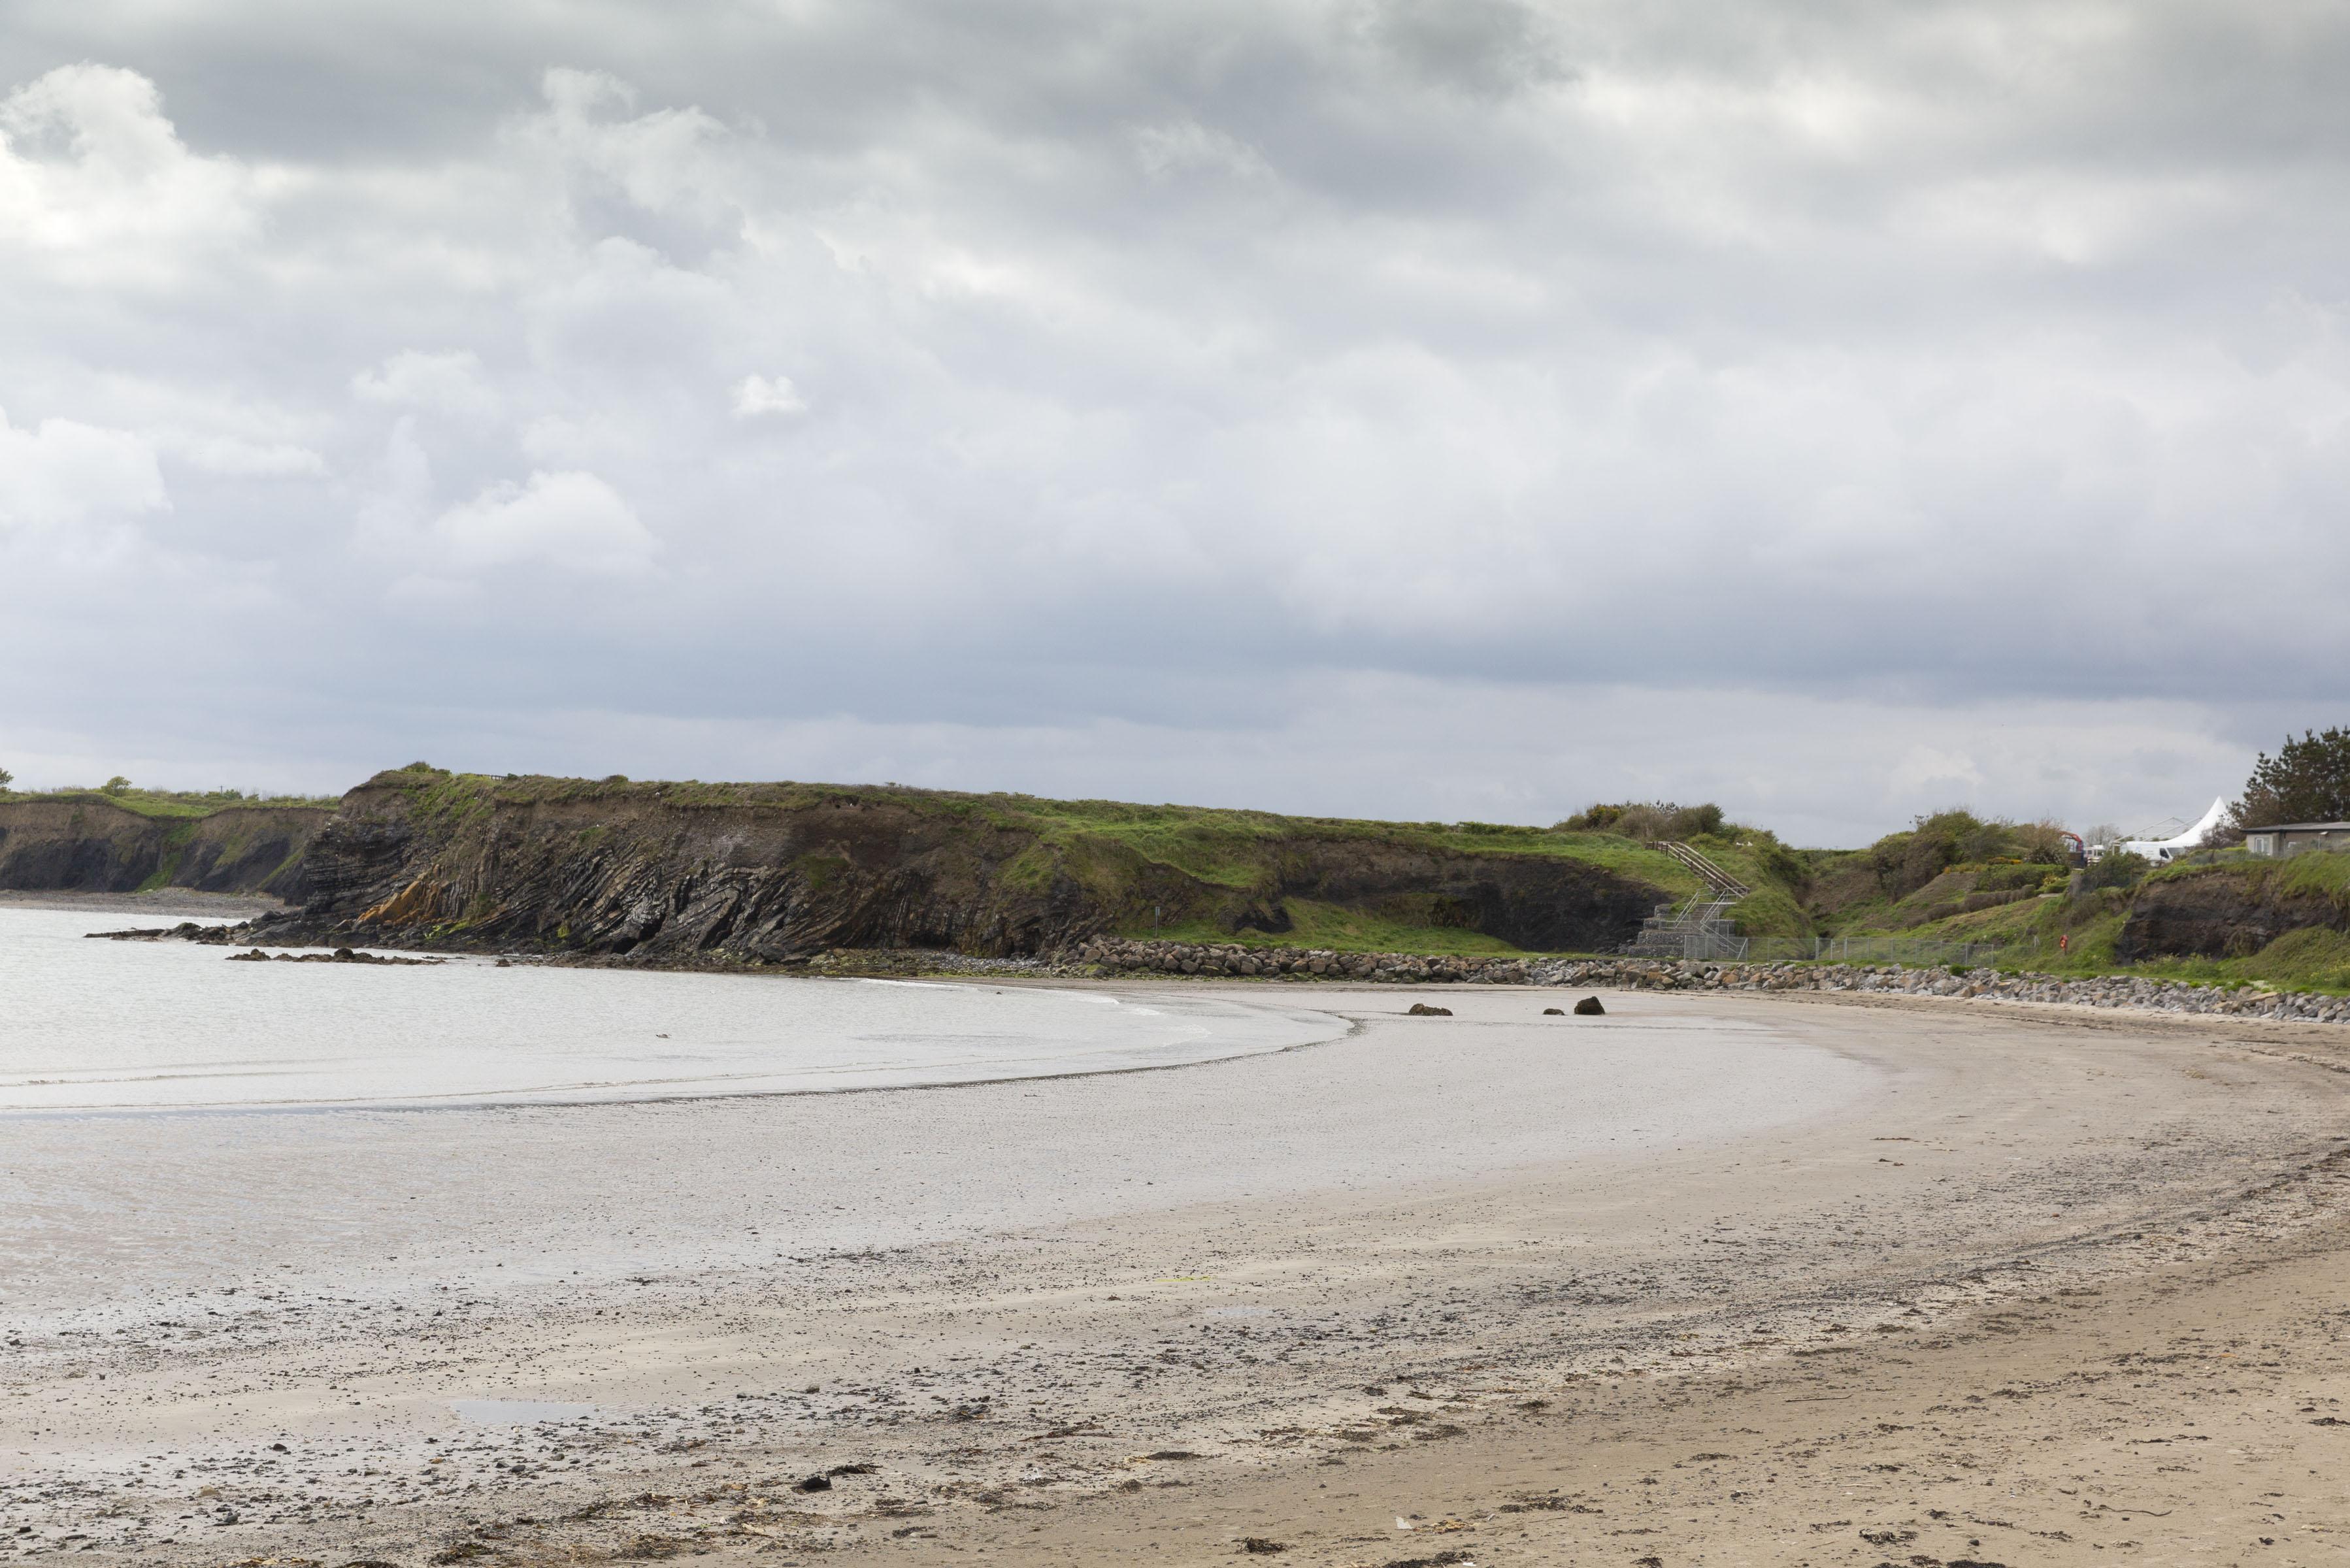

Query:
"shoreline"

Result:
[[0, 888, 283, 919], [6, 985, 2348, 1562], [83, 902, 2350, 1028]]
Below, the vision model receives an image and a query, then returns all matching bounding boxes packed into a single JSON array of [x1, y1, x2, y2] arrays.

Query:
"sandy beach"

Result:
[[5, 981, 2349, 1565]]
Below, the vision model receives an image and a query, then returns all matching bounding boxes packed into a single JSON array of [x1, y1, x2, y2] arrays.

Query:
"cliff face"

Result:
[[267, 770, 1672, 960], [2117, 860, 2350, 960], [0, 799, 326, 900]]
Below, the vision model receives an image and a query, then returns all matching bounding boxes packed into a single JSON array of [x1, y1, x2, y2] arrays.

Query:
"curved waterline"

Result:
[[0, 907, 1349, 1114]]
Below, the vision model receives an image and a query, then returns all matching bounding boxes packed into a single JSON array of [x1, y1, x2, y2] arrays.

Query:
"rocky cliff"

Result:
[[2117, 858, 2350, 961], [0, 798, 325, 900], [247, 766, 1674, 961]]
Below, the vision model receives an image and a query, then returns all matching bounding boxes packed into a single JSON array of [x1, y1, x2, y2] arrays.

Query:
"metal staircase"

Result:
[[1653, 840, 1751, 900], [1621, 841, 1752, 960]]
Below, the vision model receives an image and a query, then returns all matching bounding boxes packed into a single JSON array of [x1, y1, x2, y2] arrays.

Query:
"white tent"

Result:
[[2120, 796, 2230, 863]]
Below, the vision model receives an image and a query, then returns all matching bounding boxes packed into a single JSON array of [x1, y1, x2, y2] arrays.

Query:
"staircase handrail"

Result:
[[1651, 840, 1752, 902]]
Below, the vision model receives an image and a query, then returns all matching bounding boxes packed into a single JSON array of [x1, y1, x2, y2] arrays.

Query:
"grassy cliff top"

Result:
[[0, 787, 339, 819], [361, 764, 1820, 940], [1831, 849, 2350, 995], [2141, 847, 2350, 909], [365, 762, 1694, 875]]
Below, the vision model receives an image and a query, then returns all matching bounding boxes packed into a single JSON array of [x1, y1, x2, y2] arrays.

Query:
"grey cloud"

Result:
[[1359, 0, 1570, 98], [2, 0, 2346, 841]]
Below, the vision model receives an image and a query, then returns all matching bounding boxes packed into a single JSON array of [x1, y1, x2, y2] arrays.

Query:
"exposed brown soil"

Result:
[[0, 799, 323, 900], [2120, 868, 2350, 960]]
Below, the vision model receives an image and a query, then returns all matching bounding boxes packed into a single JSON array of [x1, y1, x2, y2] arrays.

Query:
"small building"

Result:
[[2243, 822, 2350, 858]]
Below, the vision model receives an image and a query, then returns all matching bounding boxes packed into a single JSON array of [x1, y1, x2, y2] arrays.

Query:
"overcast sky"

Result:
[[1, 0, 2343, 845]]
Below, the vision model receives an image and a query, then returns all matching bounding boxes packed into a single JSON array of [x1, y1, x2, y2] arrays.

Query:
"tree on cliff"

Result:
[[0, 766, 12, 789], [2234, 727, 2350, 828]]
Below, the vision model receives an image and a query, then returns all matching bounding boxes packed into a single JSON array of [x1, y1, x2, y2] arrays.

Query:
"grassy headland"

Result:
[[1800, 808, 2350, 994], [20, 765, 2339, 987], [0, 785, 340, 818], [317, 767, 1833, 959]]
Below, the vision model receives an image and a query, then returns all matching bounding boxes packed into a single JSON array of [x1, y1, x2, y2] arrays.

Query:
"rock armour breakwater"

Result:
[[1073, 938, 2350, 1024], [1072, 936, 1537, 984]]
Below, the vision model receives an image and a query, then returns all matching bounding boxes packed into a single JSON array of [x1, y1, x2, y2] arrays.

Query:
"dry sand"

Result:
[[5, 982, 2349, 1566]]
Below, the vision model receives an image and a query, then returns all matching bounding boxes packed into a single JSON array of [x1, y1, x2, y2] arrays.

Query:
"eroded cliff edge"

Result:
[[2117, 857, 2350, 960], [0, 798, 324, 901], [239, 766, 1676, 961]]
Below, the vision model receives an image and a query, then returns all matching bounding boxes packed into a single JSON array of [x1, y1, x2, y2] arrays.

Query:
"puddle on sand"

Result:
[[451, 1397, 602, 1426]]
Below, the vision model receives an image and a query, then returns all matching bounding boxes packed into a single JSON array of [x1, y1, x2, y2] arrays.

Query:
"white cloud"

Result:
[[152, 432, 327, 477], [351, 351, 502, 419], [0, 406, 167, 534], [428, 470, 656, 576], [0, 64, 271, 286], [731, 373, 806, 417], [522, 66, 744, 239]]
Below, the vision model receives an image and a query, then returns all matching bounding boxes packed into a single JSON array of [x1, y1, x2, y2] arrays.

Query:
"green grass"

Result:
[[1867, 860, 2350, 996], [2113, 928, 2350, 995], [0, 787, 337, 818], [363, 765, 1838, 953], [363, 766, 1883, 953], [132, 821, 201, 891], [2144, 850, 2350, 912], [365, 766, 1717, 898]]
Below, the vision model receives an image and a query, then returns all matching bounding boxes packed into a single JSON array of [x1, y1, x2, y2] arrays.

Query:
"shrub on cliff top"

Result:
[[2080, 848, 2151, 892], [1555, 800, 1725, 840], [1810, 809, 2073, 917], [2235, 725, 2350, 830]]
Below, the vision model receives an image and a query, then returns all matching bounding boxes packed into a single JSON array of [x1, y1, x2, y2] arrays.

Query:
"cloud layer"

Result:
[[1, 1, 2345, 840]]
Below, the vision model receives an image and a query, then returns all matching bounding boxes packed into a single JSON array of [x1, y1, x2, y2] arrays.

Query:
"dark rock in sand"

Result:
[[1405, 1002, 1453, 1016], [794, 1473, 833, 1492], [1573, 996, 1606, 1015], [1542, 1006, 1565, 1015]]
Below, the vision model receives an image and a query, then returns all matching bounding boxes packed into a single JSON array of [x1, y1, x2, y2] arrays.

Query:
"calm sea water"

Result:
[[0, 906, 1346, 1113]]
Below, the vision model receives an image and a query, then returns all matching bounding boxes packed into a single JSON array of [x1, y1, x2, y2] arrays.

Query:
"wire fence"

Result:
[[1623, 928, 1751, 961], [1744, 934, 2006, 968]]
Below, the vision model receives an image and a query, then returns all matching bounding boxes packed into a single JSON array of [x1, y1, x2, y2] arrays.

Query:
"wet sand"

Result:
[[0, 889, 281, 919], [5, 983, 2347, 1565]]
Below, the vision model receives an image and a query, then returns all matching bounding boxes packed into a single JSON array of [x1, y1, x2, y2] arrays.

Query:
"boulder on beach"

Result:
[[1573, 996, 1606, 1015], [1542, 1006, 1565, 1015], [1405, 1002, 1453, 1016]]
